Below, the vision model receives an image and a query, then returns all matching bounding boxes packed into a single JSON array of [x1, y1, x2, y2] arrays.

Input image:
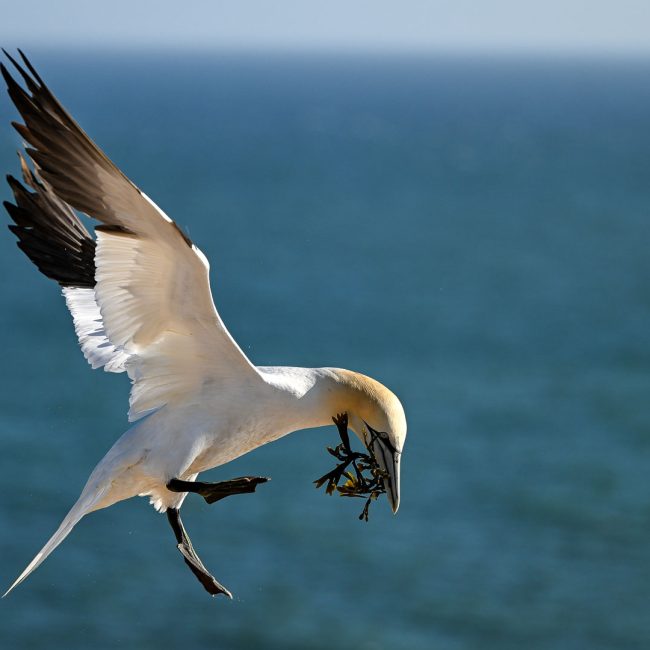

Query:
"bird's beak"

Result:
[[369, 437, 401, 514]]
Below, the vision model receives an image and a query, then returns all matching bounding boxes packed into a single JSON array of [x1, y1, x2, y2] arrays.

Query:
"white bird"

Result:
[[1, 51, 407, 599]]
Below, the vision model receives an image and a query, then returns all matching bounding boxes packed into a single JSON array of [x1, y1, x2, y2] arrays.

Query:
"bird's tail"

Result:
[[3, 484, 107, 597]]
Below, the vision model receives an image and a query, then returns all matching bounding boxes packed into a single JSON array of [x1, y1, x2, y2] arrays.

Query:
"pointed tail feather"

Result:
[[3, 486, 106, 597]]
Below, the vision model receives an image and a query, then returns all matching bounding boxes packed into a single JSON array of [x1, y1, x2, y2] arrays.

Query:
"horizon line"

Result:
[[2, 41, 650, 61]]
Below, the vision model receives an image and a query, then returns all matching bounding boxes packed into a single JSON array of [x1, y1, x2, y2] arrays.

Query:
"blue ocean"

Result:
[[1, 51, 650, 649]]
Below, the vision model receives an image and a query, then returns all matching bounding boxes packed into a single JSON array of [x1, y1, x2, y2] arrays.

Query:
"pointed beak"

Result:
[[370, 438, 401, 514]]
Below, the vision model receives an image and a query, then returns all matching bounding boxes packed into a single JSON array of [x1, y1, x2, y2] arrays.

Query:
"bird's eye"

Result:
[[363, 421, 391, 446], [364, 424, 397, 454]]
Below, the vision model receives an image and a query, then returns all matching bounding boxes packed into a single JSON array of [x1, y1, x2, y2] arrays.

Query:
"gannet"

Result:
[[1, 51, 407, 599]]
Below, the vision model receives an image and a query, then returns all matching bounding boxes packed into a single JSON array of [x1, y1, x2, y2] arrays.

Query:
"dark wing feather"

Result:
[[5, 153, 96, 288], [0, 49, 191, 245]]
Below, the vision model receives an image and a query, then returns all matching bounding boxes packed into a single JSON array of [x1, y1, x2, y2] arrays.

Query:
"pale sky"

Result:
[[1, 0, 649, 54]]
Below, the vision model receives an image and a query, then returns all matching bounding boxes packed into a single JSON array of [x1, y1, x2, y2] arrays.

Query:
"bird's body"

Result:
[[77, 365, 395, 514], [1, 51, 407, 598]]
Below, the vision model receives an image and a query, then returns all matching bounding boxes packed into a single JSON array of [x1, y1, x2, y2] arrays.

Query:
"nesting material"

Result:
[[314, 413, 387, 521]]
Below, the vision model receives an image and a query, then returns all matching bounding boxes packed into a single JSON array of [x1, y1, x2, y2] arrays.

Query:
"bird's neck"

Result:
[[257, 366, 363, 438]]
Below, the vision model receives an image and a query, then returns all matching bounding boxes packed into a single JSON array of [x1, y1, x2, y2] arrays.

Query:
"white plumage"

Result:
[[2, 51, 407, 598], [63, 287, 130, 372]]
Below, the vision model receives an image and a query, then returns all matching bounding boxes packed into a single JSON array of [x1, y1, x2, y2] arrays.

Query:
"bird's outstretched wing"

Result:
[[2, 51, 261, 421]]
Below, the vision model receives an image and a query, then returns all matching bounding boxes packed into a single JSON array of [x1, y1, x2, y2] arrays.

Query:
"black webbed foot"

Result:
[[167, 476, 270, 504], [166, 508, 233, 598]]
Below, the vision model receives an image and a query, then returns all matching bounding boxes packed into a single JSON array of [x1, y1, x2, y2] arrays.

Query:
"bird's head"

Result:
[[329, 369, 407, 514]]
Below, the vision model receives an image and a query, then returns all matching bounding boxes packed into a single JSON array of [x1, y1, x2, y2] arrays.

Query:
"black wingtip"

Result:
[[0, 48, 40, 93], [0, 61, 11, 86], [0, 59, 29, 100], [17, 49, 42, 85], [2, 48, 21, 72], [5, 175, 22, 194]]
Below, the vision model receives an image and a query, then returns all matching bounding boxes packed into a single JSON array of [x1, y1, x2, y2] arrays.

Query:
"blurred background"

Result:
[[1, 2, 650, 649]]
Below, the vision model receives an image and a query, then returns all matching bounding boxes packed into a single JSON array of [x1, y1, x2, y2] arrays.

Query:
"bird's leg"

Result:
[[166, 508, 233, 598], [167, 476, 270, 505], [164, 477, 269, 597]]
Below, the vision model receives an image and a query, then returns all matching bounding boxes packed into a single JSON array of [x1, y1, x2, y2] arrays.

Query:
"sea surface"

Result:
[[1, 50, 650, 650]]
